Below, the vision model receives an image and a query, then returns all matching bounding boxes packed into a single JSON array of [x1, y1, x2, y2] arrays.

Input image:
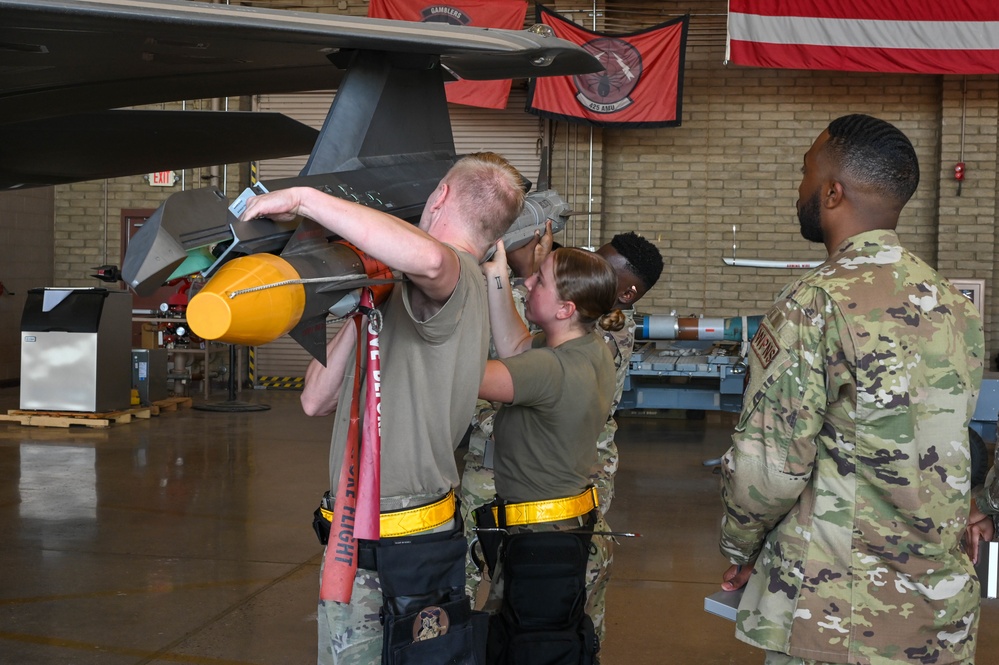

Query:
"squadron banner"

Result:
[[527, 6, 688, 128], [368, 0, 528, 109]]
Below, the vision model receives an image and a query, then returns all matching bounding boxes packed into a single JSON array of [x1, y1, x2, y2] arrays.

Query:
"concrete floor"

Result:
[[0, 386, 996, 664]]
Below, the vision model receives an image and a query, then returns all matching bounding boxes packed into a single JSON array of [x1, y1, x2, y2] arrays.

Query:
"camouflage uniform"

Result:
[[762, 652, 974, 665], [584, 513, 614, 642], [973, 445, 999, 546], [973, 446, 999, 516], [318, 567, 383, 665], [583, 311, 635, 643], [461, 399, 499, 600], [720, 230, 985, 664], [591, 310, 636, 513]]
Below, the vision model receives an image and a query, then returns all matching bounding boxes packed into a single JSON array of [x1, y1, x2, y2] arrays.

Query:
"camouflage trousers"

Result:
[[586, 513, 614, 645], [460, 425, 496, 602], [480, 513, 614, 646], [317, 566, 383, 665], [762, 651, 975, 665], [591, 428, 618, 515]]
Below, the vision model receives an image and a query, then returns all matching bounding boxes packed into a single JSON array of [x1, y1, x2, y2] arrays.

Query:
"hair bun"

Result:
[[598, 308, 626, 332]]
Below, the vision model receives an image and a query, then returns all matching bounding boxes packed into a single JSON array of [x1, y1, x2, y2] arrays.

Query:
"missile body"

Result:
[[485, 188, 570, 259], [185, 187, 573, 362], [187, 220, 394, 364], [636, 314, 762, 342]]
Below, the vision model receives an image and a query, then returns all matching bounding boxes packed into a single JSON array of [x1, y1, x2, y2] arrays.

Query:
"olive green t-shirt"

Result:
[[493, 331, 616, 504], [328, 249, 489, 511]]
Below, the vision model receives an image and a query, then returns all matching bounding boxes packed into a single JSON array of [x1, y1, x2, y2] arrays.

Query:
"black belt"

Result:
[[354, 496, 462, 571]]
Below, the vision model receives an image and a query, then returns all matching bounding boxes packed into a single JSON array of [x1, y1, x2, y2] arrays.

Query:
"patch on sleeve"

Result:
[[751, 320, 781, 369]]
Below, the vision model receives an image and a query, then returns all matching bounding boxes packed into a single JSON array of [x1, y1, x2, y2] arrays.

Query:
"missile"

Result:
[[186, 219, 394, 364], [635, 314, 762, 342], [186, 188, 572, 363], [121, 155, 454, 298], [485, 188, 570, 259], [121, 185, 301, 297]]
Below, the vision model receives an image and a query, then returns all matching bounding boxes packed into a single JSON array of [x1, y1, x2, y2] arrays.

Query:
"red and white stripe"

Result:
[[727, 1, 999, 74]]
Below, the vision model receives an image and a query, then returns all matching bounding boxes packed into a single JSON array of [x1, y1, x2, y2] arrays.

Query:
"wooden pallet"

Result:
[[0, 396, 193, 428], [0, 406, 152, 428], [148, 396, 194, 415]]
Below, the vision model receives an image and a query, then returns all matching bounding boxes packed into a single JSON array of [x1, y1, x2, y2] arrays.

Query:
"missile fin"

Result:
[[289, 313, 332, 365], [536, 145, 550, 191]]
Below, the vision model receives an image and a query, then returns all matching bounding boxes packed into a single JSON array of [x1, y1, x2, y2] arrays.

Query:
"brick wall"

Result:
[[54, 98, 247, 289], [937, 77, 999, 367], [597, 62, 948, 316], [546, 4, 999, 364]]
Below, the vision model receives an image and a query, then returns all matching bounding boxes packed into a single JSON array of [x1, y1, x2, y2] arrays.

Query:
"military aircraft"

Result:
[[0, 0, 598, 189], [0, 0, 602, 360]]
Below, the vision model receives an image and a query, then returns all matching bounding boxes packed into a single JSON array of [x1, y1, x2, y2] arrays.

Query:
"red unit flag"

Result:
[[368, 0, 528, 109], [727, 1, 999, 75], [527, 6, 688, 128]]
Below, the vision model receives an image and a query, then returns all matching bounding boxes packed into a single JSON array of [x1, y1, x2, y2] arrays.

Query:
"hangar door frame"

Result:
[[252, 86, 544, 386]]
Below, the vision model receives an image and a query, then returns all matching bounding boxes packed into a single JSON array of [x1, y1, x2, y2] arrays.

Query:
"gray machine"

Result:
[[20, 287, 132, 412], [131, 348, 168, 405]]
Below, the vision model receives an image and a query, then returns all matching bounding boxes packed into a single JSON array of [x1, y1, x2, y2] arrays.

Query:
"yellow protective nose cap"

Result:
[[187, 254, 306, 346]]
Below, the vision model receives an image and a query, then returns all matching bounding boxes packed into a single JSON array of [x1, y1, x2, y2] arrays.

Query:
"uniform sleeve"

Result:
[[402, 248, 473, 343], [976, 461, 999, 516], [500, 345, 561, 407], [719, 285, 844, 564]]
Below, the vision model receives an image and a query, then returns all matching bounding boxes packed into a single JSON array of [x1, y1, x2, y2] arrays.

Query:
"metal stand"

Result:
[[192, 344, 270, 412]]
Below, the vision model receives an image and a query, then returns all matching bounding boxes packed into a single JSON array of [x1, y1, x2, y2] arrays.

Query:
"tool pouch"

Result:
[[472, 499, 506, 576], [312, 491, 333, 545], [486, 531, 598, 665], [377, 527, 488, 665]]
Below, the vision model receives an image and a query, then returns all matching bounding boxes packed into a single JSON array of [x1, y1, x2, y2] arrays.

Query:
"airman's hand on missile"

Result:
[[533, 219, 554, 273], [240, 187, 309, 223], [481, 238, 509, 284], [504, 220, 553, 279]]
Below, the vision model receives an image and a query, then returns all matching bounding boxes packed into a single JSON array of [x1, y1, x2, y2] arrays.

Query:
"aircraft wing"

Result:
[[0, 110, 321, 189], [0, 0, 602, 188]]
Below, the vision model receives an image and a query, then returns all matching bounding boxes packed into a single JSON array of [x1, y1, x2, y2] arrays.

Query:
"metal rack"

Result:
[[618, 340, 748, 413], [132, 317, 224, 399]]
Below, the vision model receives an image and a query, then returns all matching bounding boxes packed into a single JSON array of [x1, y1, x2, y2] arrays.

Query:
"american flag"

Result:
[[727, 1, 999, 74]]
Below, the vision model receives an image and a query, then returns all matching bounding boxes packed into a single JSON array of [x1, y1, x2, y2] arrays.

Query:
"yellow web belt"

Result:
[[491, 487, 598, 527], [320, 489, 456, 539]]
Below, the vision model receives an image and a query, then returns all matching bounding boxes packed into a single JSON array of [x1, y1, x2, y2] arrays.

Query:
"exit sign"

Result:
[[148, 171, 176, 186]]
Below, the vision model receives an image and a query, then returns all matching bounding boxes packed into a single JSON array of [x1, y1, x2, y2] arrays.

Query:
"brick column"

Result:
[[937, 76, 999, 363]]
